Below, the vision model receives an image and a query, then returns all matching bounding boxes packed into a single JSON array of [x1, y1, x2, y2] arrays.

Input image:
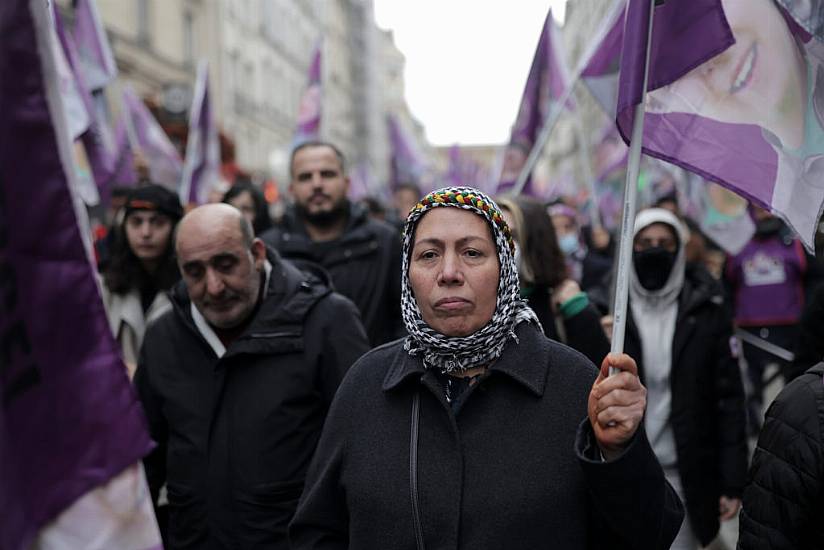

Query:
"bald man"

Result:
[[134, 204, 369, 549]]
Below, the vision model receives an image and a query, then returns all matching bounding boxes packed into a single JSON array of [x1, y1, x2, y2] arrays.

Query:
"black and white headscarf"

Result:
[[401, 186, 540, 374]]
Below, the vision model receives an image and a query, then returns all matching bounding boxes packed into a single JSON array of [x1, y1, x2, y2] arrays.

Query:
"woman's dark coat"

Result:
[[289, 323, 684, 550], [737, 362, 824, 550], [591, 265, 748, 545]]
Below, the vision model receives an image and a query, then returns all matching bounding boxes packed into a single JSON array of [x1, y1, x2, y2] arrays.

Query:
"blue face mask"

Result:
[[558, 233, 579, 256]]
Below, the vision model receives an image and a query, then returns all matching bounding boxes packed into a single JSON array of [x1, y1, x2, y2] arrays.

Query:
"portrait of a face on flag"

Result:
[[638, 0, 824, 249]]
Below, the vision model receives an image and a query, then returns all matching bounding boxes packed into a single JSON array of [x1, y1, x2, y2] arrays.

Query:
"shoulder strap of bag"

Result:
[[410, 391, 425, 550]]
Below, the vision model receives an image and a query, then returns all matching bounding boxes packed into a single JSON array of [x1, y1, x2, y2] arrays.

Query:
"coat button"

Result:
[[344, 249, 352, 258]]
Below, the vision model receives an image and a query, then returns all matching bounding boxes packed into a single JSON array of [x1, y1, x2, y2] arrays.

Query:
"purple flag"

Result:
[[294, 41, 322, 145], [72, 0, 117, 91], [107, 112, 138, 187], [499, 10, 570, 195], [388, 114, 427, 189], [122, 85, 183, 188], [180, 60, 221, 204], [0, 1, 158, 548], [53, 4, 116, 204], [348, 161, 372, 201], [581, 0, 627, 117], [618, 0, 824, 250]]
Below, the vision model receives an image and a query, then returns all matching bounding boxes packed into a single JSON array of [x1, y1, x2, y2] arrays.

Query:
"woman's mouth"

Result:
[[729, 42, 757, 94]]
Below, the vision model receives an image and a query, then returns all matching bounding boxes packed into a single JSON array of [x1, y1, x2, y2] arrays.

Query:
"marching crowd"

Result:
[[94, 140, 824, 550]]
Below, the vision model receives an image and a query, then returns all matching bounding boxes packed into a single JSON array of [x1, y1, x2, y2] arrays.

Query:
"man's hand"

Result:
[[552, 279, 582, 310], [719, 496, 741, 520], [588, 353, 647, 460]]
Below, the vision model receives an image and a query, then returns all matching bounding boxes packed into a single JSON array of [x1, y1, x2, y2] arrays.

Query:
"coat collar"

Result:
[[382, 322, 550, 397]]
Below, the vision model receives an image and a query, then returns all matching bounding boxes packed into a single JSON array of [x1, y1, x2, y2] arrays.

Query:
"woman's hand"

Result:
[[588, 353, 647, 460], [552, 279, 581, 310]]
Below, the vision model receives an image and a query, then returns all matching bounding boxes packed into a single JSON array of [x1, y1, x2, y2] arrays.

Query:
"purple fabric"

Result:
[[53, 5, 115, 203], [507, 10, 569, 152], [618, 0, 824, 250], [727, 236, 807, 324], [122, 86, 183, 189], [72, 0, 116, 91], [108, 113, 138, 187], [581, 4, 625, 117], [180, 61, 220, 205], [0, 1, 154, 549], [387, 115, 426, 189], [294, 42, 322, 144]]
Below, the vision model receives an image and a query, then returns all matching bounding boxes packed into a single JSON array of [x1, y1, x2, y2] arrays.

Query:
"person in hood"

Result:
[[548, 202, 613, 291], [101, 184, 183, 377], [261, 141, 404, 346], [289, 187, 683, 550], [596, 207, 748, 549], [134, 204, 369, 549]]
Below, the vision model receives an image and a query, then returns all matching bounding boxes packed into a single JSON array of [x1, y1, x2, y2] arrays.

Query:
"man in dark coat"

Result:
[[261, 141, 404, 346], [737, 362, 824, 550], [134, 204, 370, 549]]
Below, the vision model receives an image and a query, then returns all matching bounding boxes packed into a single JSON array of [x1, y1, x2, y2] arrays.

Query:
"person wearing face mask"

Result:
[[725, 206, 822, 433], [548, 203, 613, 291], [498, 197, 610, 367], [594, 208, 748, 550]]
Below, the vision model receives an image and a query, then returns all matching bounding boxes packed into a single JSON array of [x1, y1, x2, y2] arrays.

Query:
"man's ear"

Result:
[[251, 238, 266, 269]]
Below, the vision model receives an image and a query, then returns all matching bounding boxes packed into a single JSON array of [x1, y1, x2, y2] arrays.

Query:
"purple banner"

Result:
[[53, 5, 116, 204], [72, 0, 117, 91], [619, 0, 824, 250], [122, 85, 183, 189], [499, 9, 570, 194], [180, 60, 220, 205], [0, 1, 154, 548], [294, 41, 322, 145], [581, 1, 626, 117], [388, 114, 427, 189]]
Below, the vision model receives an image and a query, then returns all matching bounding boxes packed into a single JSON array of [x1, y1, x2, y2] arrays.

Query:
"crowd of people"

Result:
[[92, 140, 824, 550]]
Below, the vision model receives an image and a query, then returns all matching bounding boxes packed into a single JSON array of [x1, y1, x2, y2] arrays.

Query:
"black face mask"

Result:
[[755, 217, 782, 237], [633, 247, 676, 291]]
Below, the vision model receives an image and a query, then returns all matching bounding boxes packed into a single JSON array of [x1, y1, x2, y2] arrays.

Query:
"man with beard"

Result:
[[134, 204, 369, 548], [261, 141, 404, 345]]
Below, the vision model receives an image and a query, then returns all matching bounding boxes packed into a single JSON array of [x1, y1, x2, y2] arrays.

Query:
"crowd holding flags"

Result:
[[0, 0, 162, 548]]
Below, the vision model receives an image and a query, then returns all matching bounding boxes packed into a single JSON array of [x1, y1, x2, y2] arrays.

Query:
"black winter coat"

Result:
[[591, 265, 748, 545], [526, 284, 610, 366], [737, 362, 824, 550], [261, 203, 403, 346], [134, 252, 370, 549], [289, 323, 684, 550]]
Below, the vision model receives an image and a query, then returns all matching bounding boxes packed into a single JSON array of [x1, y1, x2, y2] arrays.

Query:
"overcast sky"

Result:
[[373, 1, 568, 147]]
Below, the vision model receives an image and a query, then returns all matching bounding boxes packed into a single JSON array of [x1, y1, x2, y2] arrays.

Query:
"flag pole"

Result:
[[609, 0, 656, 366], [511, 0, 627, 197]]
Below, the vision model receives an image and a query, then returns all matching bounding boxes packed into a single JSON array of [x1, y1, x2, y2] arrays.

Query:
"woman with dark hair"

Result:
[[102, 184, 183, 377], [223, 179, 273, 235], [497, 197, 610, 366]]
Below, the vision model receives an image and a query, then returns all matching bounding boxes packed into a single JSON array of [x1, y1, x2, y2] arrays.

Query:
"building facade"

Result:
[[57, 0, 429, 194]]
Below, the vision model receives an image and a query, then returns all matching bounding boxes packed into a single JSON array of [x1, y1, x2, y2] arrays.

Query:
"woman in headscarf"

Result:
[[289, 187, 683, 550], [497, 196, 610, 366]]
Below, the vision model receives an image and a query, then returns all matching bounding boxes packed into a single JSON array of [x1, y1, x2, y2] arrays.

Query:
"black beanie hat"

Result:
[[123, 184, 184, 222]]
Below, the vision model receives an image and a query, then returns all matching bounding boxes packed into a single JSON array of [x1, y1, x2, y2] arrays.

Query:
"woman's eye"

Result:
[[465, 249, 482, 258], [419, 250, 437, 260]]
